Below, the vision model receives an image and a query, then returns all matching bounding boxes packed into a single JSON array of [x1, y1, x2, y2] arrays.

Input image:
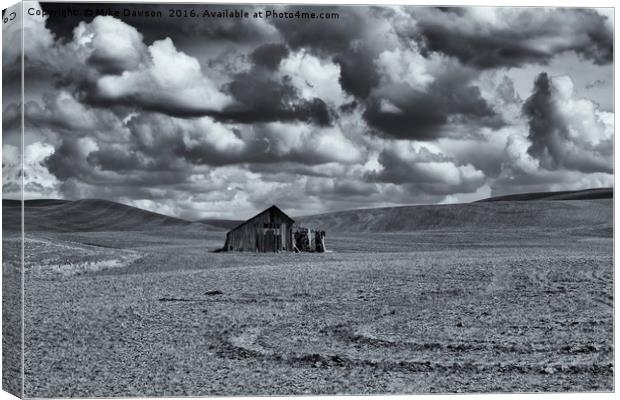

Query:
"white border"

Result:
[[0, 1, 616, 400]]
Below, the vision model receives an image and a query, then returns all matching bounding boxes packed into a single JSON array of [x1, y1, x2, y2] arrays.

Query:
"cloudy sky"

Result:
[[2, 3, 614, 219]]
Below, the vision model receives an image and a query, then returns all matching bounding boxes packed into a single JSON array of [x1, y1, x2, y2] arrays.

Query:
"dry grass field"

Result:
[[3, 197, 613, 396]]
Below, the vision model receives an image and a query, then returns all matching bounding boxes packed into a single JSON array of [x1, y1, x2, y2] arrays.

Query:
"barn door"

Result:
[[264, 230, 274, 252], [263, 229, 282, 252]]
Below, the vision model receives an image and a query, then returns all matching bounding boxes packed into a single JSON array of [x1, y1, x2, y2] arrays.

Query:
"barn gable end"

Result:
[[224, 205, 295, 252]]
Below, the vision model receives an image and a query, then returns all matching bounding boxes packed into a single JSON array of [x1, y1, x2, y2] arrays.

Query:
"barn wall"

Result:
[[281, 222, 291, 251], [224, 208, 293, 252]]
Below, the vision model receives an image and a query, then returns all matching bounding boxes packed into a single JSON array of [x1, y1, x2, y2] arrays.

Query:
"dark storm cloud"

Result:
[[414, 7, 613, 69], [338, 100, 358, 114], [86, 147, 147, 172], [523, 73, 556, 165], [45, 139, 91, 181], [219, 74, 332, 126], [251, 43, 289, 70], [212, 60, 333, 126], [522, 72, 612, 174], [2, 103, 20, 135], [270, 6, 365, 52], [364, 80, 501, 140], [82, 91, 227, 120], [3, 61, 21, 100], [335, 52, 380, 99], [214, 96, 332, 126]]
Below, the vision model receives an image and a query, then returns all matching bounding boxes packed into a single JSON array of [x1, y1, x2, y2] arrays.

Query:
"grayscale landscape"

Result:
[[4, 189, 612, 396], [3, 3, 613, 397]]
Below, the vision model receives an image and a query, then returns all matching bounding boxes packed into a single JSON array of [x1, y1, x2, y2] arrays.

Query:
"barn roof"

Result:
[[227, 205, 295, 234]]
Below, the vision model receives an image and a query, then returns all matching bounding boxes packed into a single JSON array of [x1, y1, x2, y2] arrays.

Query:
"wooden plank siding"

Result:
[[224, 205, 294, 252]]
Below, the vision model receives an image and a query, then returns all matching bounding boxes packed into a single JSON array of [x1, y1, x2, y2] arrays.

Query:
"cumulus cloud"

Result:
[[72, 16, 147, 74], [38, 105, 365, 210], [5, 2, 55, 68], [90, 114, 362, 169], [9, 3, 614, 218], [490, 76, 613, 198], [306, 178, 379, 198], [523, 73, 613, 173], [23, 91, 128, 138], [2, 144, 21, 199], [3, 143, 62, 199], [367, 141, 486, 195], [18, 12, 235, 118], [250, 122, 363, 165], [375, 46, 442, 92], [271, 6, 505, 141], [279, 50, 352, 108], [23, 142, 62, 198], [95, 37, 234, 115]]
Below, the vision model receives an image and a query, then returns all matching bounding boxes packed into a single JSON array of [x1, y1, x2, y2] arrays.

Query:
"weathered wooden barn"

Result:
[[223, 205, 295, 252]]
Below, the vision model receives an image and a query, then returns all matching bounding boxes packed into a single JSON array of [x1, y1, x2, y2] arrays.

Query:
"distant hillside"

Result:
[[198, 219, 244, 230], [296, 199, 612, 233], [476, 188, 612, 202], [2, 199, 216, 232], [4, 188, 612, 234]]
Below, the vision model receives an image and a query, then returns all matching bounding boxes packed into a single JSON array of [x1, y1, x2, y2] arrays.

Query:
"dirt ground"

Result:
[[13, 223, 613, 396]]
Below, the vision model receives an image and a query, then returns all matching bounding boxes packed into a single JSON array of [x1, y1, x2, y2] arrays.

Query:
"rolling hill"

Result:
[[198, 219, 244, 230], [2, 199, 206, 232], [296, 198, 612, 233], [3, 188, 613, 234], [475, 187, 612, 202]]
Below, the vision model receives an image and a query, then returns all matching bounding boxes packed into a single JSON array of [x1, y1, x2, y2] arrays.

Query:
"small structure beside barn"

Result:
[[293, 228, 326, 252], [222, 205, 326, 253]]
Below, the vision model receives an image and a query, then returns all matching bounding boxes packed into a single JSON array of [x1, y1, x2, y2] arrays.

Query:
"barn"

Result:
[[223, 205, 295, 252]]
